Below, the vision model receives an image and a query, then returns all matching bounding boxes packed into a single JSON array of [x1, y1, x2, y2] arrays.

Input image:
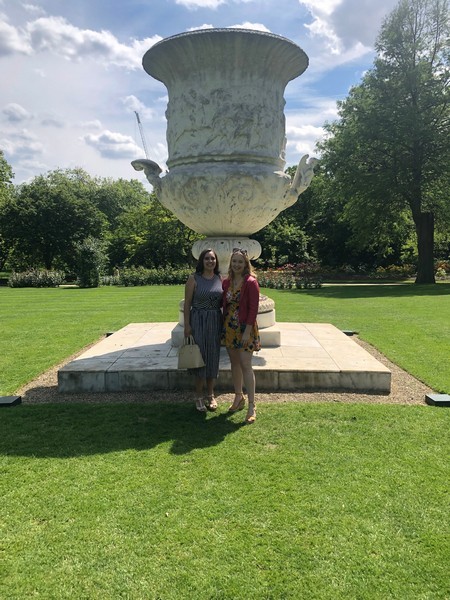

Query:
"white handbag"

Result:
[[177, 335, 205, 369]]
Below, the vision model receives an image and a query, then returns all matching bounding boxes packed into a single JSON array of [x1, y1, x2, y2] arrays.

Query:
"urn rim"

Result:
[[143, 28, 308, 84]]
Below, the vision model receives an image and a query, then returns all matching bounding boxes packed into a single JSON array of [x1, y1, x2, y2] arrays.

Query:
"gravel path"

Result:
[[15, 337, 433, 406]]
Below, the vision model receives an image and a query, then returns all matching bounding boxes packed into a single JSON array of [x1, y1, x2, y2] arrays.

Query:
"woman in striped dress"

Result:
[[184, 249, 223, 412]]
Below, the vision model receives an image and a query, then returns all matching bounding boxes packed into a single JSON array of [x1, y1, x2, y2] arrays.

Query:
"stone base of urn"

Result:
[[192, 237, 262, 273], [172, 296, 280, 348]]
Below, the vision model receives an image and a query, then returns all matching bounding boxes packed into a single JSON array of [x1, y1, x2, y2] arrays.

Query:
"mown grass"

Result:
[[1, 402, 449, 599], [269, 283, 450, 393], [1, 283, 449, 598], [0, 283, 449, 395]]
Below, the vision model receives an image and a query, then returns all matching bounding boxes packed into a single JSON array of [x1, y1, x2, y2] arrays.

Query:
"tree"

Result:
[[253, 216, 309, 268], [75, 236, 108, 288], [108, 195, 201, 268], [318, 0, 449, 283], [0, 169, 106, 270], [0, 151, 15, 270], [91, 178, 151, 230]]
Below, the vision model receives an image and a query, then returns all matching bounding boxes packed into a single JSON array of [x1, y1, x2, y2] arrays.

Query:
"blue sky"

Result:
[[1, 0, 399, 185]]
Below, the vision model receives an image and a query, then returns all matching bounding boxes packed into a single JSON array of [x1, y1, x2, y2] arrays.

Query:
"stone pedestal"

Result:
[[173, 295, 280, 347], [192, 237, 261, 272]]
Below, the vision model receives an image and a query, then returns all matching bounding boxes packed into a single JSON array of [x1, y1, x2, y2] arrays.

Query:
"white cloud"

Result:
[[0, 19, 32, 55], [0, 15, 161, 68], [122, 95, 155, 121], [2, 103, 33, 122], [0, 128, 44, 158], [79, 120, 102, 130], [229, 22, 271, 32], [23, 4, 46, 17], [82, 130, 142, 159], [300, 0, 398, 55], [40, 116, 65, 128], [188, 23, 214, 31], [25, 17, 161, 69], [175, 0, 226, 8]]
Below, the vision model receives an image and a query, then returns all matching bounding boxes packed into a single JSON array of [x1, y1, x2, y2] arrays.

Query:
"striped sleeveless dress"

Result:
[[188, 273, 223, 379]]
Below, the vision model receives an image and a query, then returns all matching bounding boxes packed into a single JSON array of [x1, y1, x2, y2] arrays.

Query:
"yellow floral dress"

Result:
[[222, 284, 261, 352]]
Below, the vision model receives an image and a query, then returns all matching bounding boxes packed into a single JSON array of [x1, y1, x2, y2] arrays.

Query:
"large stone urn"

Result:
[[132, 28, 317, 267], [132, 29, 318, 345]]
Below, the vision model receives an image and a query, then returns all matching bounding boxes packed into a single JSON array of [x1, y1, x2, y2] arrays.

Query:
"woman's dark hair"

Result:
[[195, 248, 220, 275]]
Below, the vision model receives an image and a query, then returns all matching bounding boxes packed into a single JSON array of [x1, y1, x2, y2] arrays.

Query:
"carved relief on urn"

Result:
[[132, 29, 317, 241]]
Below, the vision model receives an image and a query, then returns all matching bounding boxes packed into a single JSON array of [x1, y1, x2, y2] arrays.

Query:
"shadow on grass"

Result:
[[270, 282, 450, 300], [0, 402, 246, 459]]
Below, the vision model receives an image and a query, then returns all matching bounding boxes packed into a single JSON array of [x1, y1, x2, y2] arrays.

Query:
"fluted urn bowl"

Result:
[[141, 29, 308, 236]]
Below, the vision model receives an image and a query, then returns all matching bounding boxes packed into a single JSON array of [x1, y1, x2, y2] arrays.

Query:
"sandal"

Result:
[[245, 401, 256, 424], [206, 395, 218, 411], [195, 396, 207, 412], [228, 393, 245, 413]]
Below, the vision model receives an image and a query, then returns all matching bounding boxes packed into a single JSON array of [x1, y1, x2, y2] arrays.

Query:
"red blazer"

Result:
[[222, 275, 260, 326]]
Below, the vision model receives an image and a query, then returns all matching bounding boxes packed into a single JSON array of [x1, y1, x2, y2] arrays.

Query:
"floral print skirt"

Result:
[[222, 293, 261, 352]]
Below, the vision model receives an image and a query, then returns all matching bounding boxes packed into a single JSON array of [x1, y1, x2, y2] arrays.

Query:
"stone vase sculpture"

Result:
[[132, 28, 318, 268]]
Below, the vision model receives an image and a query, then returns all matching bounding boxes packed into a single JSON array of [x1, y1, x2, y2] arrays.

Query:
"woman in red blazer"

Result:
[[222, 249, 261, 423]]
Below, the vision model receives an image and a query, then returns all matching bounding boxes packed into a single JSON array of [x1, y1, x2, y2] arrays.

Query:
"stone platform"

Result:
[[58, 323, 391, 394]]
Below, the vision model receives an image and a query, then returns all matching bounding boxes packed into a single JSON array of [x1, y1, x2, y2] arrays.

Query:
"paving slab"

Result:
[[58, 322, 391, 394]]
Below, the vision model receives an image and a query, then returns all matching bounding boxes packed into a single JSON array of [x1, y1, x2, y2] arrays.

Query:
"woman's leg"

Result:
[[239, 351, 256, 422], [227, 347, 243, 395], [206, 377, 217, 410], [195, 376, 205, 396], [239, 351, 255, 403], [227, 347, 245, 410], [194, 376, 206, 411]]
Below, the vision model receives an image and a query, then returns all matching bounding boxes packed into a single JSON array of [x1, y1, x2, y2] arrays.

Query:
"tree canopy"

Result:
[[317, 0, 449, 283], [0, 169, 106, 271]]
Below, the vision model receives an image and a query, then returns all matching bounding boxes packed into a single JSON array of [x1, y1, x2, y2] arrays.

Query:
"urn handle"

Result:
[[285, 154, 319, 207], [132, 159, 164, 194]]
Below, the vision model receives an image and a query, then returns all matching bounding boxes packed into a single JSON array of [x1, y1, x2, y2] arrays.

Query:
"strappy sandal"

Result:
[[206, 395, 218, 411], [245, 401, 256, 424], [195, 396, 207, 412], [228, 393, 246, 413]]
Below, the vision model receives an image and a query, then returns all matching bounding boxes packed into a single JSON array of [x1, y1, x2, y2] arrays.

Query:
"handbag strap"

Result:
[[183, 335, 195, 346]]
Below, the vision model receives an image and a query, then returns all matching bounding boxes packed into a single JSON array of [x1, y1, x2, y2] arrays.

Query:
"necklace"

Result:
[[201, 272, 215, 280]]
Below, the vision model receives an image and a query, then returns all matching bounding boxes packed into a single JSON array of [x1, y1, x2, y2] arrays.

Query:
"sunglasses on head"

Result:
[[232, 248, 248, 256]]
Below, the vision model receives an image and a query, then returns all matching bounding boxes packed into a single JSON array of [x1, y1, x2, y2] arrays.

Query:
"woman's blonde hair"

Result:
[[227, 249, 256, 280]]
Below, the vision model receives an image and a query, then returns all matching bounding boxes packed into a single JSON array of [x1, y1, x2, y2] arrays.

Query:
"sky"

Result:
[[0, 0, 400, 185]]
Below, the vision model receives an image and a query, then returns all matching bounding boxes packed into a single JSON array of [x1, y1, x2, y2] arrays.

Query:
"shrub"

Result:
[[374, 264, 416, 279], [257, 262, 322, 289], [435, 260, 450, 278], [117, 266, 192, 286], [8, 269, 66, 288]]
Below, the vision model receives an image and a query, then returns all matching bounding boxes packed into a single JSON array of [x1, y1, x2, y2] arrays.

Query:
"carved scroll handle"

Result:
[[284, 154, 319, 208], [132, 159, 164, 194]]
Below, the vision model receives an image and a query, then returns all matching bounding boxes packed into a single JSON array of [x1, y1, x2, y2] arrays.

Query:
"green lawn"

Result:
[[1, 283, 449, 598], [0, 283, 449, 395], [1, 402, 449, 599]]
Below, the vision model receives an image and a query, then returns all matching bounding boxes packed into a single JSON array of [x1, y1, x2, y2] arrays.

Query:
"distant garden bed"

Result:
[[4, 260, 449, 288]]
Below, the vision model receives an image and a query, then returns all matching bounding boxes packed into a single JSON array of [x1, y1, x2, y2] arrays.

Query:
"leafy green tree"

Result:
[[75, 236, 108, 288], [253, 216, 309, 267], [0, 168, 106, 270], [318, 0, 449, 283], [0, 151, 15, 270], [91, 178, 151, 230], [109, 195, 201, 269]]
